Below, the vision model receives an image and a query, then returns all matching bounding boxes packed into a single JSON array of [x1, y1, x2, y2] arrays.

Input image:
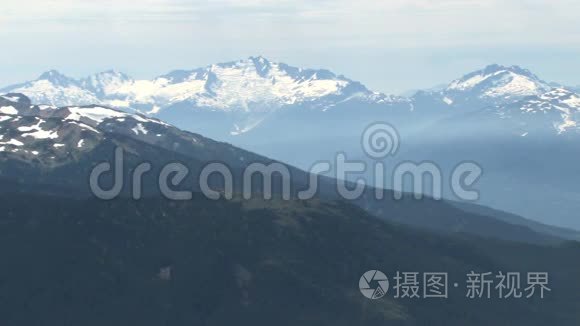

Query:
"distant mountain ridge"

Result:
[[2, 60, 579, 137], [446, 64, 551, 102], [1, 56, 405, 112], [413, 64, 552, 109], [1, 57, 415, 137]]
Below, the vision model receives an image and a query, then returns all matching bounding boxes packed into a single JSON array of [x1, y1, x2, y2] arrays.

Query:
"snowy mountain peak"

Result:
[[37, 70, 78, 87], [81, 70, 133, 96], [249, 55, 269, 63], [248, 56, 273, 77], [90, 70, 131, 82], [449, 64, 546, 91], [441, 64, 552, 106], [478, 64, 538, 79], [0, 72, 99, 107]]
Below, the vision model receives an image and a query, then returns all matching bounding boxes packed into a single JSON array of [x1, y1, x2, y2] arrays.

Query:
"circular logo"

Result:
[[361, 122, 400, 159], [359, 270, 389, 299]]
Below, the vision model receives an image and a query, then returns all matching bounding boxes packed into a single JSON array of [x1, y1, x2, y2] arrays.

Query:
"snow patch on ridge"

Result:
[[66, 106, 128, 124], [0, 106, 18, 115], [18, 118, 59, 139], [132, 123, 148, 135]]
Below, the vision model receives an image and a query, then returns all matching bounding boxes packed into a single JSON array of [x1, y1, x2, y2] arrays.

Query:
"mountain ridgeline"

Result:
[[2, 59, 578, 140]]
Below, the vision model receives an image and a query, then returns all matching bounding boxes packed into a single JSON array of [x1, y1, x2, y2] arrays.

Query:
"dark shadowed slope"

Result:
[[0, 193, 579, 326]]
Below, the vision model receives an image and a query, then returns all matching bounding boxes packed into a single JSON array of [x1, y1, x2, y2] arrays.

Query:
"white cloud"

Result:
[[2, 0, 579, 48], [1, 0, 579, 93]]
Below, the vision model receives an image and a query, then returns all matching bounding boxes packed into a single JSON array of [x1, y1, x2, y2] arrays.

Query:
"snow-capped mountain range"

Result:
[[1, 56, 401, 114], [2, 58, 579, 139]]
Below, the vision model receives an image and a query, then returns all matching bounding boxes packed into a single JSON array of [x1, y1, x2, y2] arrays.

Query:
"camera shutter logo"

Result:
[[359, 270, 389, 299]]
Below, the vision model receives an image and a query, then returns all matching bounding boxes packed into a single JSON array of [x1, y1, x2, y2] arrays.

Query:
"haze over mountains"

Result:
[[3, 92, 580, 244], [2, 57, 580, 230], [3, 62, 580, 325]]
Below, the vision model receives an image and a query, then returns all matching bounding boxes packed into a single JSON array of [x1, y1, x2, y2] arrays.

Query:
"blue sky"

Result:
[[2, 0, 579, 94]]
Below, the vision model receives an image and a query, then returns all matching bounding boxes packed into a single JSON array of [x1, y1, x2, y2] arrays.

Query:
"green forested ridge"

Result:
[[0, 193, 578, 326]]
